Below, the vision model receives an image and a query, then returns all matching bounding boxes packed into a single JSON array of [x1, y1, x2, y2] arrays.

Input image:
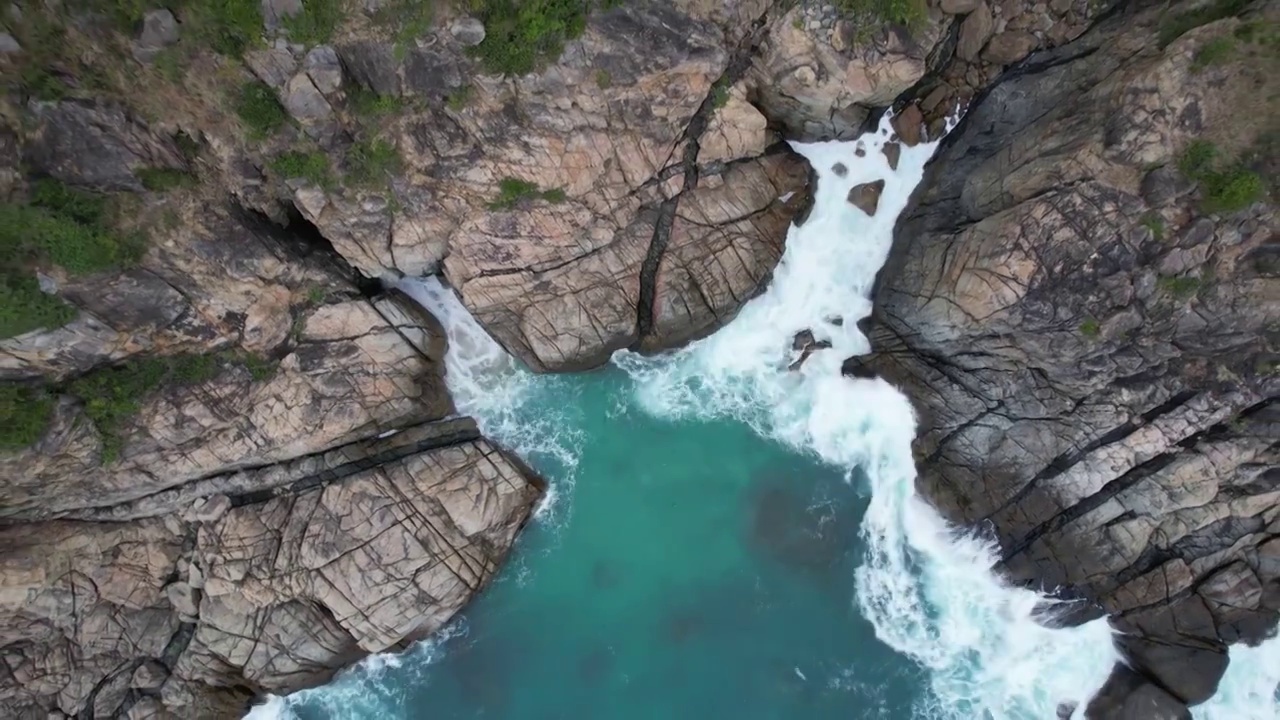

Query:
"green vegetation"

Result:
[[67, 349, 277, 463], [446, 85, 472, 111], [236, 81, 289, 139], [282, 0, 341, 46], [0, 275, 79, 340], [1158, 0, 1249, 47], [1192, 36, 1236, 69], [1177, 140, 1265, 214], [711, 79, 730, 109], [595, 70, 612, 89], [137, 167, 198, 191], [69, 354, 214, 462], [835, 0, 928, 29], [1139, 213, 1164, 241], [0, 384, 55, 452], [346, 137, 402, 187], [1078, 317, 1100, 338], [371, 0, 436, 58], [470, 0, 590, 75], [239, 352, 279, 382], [306, 285, 327, 305], [347, 85, 405, 116], [1157, 275, 1202, 300], [271, 151, 333, 187], [0, 180, 148, 339], [185, 0, 264, 56], [489, 177, 567, 209]]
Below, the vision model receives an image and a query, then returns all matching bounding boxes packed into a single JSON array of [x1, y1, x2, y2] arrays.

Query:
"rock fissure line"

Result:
[[633, 3, 779, 345]]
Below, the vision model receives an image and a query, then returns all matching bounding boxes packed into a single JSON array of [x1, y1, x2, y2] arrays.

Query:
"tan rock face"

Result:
[[1, 297, 451, 521], [747, 5, 948, 141], [0, 429, 542, 718]]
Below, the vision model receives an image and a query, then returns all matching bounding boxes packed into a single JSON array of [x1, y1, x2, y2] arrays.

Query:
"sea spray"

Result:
[[614, 115, 1120, 717]]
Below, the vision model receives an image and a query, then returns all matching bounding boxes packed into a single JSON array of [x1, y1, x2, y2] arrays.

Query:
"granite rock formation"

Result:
[[862, 0, 1279, 715]]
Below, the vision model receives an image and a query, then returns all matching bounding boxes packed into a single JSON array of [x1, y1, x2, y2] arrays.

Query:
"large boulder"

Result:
[[862, 0, 1280, 711]]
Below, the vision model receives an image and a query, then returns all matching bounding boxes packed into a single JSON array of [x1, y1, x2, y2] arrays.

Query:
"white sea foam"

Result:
[[1198, 635, 1280, 720], [615, 115, 1120, 718], [395, 275, 582, 523]]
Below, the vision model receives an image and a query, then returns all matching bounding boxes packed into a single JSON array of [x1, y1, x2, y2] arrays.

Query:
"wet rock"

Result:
[[958, 2, 996, 62], [840, 357, 879, 380], [891, 103, 925, 146], [863, 4, 1280, 707], [788, 329, 832, 371], [832, 162, 848, 177], [1055, 701, 1076, 720], [132, 9, 179, 63], [449, 16, 486, 47], [1086, 664, 1191, 720], [941, 0, 981, 13], [881, 141, 901, 171], [982, 30, 1037, 64], [847, 179, 885, 216]]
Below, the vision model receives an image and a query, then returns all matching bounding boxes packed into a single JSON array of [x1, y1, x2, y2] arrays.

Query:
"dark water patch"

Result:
[[591, 559, 620, 590]]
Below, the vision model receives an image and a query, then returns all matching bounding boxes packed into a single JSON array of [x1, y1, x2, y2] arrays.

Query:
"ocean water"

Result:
[[249, 118, 1280, 720]]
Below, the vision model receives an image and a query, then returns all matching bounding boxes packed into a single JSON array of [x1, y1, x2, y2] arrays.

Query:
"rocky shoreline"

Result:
[[0, 0, 1273, 718]]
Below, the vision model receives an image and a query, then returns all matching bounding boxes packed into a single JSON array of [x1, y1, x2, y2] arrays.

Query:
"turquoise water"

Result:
[[255, 122, 1280, 720], [290, 369, 926, 720]]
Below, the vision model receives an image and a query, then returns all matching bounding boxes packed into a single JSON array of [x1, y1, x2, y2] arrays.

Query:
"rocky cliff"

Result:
[[0, 0, 1114, 717], [863, 0, 1278, 716]]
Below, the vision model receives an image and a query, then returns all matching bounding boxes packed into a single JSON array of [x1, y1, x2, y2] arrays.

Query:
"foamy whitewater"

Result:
[[246, 116, 1280, 719]]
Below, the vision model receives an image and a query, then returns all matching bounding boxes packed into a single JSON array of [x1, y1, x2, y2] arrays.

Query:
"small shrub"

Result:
[[0, 384, 56, 452], [446, 85, 472, 111], [488, 177, 565, 209], [1179, 140, 1218, 177], [1157, 275, 1202, 300], [0, 273, 78, 339], [1178, 140, 1265, 214], [594, 69, 612, 89], [1192, 36, 1235, 69], [185, 0, 264, 57], [470, 0, 590, 75], [711, 80, 730, 109], [1078, 318, 1100, 338], [1158, 0, 1249, 47], [348, 85, 405, 116], [3, 184, 146, 276], [1202, 168, 1265, 213], [69, 353, 230, 463], [834, 0, 928, 28], [236, 81, 289, 139], [1139, 213, 1164, 241], [371, 0, 436, 58], [30, 178, 106, 225], [271, 151, 332, 187], [239, 352, 279, 382], [346, 137, 402, 187], [282, 0, 341, 46], [306, 285, 327, 305], [137, 167, 198, 191]]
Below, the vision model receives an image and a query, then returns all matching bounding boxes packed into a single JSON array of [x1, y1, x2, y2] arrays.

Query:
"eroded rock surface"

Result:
[[862, 1, 1279, 713], [1, 422, 542, 718]]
